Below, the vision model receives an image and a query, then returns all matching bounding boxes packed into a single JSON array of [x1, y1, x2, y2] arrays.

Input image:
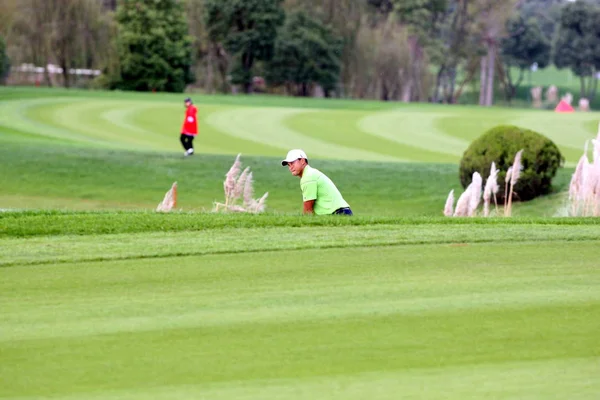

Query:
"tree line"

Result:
[[1, 0, 600, 104]]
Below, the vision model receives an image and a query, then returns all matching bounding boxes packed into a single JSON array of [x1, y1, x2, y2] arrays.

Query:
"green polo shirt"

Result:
[[300, 165, 350, 215]]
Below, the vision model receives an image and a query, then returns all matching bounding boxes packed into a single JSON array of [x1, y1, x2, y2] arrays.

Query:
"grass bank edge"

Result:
[[1, 211, 600, 238]]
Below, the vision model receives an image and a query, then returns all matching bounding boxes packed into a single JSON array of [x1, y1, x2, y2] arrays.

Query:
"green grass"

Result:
[[0, 139, 463, 215], [2, 86, 599, 163], [0, 138, 575, 216], [2, 221, 600, 398], [525, 66, 580, 90], [2, 87, 600, 399], [1, 214, 600, 267], [0, 86, 592, 215]]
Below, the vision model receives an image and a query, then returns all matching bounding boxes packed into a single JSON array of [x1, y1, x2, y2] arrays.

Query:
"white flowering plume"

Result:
[[214, 154, 269, 213]]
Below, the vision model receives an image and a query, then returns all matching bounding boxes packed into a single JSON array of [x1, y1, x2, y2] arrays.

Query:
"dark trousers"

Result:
[[180, 134, 195, 151], [333, 207, 353, 216]]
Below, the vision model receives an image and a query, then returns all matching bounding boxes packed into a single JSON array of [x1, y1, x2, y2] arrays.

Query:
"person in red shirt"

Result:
[[181, 97, 198, 156]]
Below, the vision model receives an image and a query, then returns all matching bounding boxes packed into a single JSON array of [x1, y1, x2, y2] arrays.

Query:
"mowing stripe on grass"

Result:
[[512, 112, 599, 151], [2, 358, 595, 400], [2, 224, 600, 267], [205, 106, 402, 162], [358, 110, 469, 160], [1, 243, 599, 399], [2, 211, 598, 238], [3, 90, 600, 164], [0, 98, 99, 145], [286, 108, 455, 163]]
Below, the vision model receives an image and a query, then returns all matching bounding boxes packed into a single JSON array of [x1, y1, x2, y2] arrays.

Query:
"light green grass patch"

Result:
[[2, 87, 599, 164], [0, 86, 585, 215], [1, 242, 599, 399], [2, 222, 600, 267], [1, 80, 600, 400]]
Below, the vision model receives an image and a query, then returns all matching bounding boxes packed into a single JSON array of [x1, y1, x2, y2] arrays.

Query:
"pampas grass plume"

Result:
[[483, 162, 499, 217], [243, 171, 255, 207], [215, 154, 269, 214], [468, 172, 482, 216], [454, 185, 472, 217], [224, 154, 242, 203], [503, 166, 513, 210], [592, 139, 600, 165], [156, 181, 177, 212], [505, 166, 513, 185], [232, 167, 250, 203], [511, 149, 524, 186], [568, 136, 600, 217], [254, 192, 269, 213], [569, 154, 587, 200], [490, 162, 499, 194], [505, 149, 524, 217], [444, 189, 454, 217]]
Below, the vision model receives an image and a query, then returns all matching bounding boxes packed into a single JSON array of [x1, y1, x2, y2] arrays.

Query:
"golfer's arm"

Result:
[[303, 200, 315, 214]]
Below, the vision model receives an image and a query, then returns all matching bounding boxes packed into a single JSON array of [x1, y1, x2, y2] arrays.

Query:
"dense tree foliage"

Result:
[[392, 0, 448, 102], [266, 11, 342, 96], [518, 0, 565, 40], [500, 15, 551, 101], [431, 0, 482, 103], [3, 0, 597, 104], [205, 0, 285, 93], [0, 36, 10, 84], [112, 0, 194, 92], [6, 0, 111, 88], [553, 0, 600, 100]]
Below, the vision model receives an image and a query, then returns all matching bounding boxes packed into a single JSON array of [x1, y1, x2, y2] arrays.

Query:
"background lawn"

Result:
[[1, 87, 600, 400], [1, 87, 597, 215], [1, 223, 599, 399]]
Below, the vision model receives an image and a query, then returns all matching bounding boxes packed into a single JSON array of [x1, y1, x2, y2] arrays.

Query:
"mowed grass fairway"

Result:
[[1, 217, 600, 399], [1, 87, 599, 214], [2, 87, 599, 164], [1, 87, 600, 399]]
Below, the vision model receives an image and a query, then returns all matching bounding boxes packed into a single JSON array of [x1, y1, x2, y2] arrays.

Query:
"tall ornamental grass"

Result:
[[156, 182, 177, 212], [214, 154, 269, 213], [445, 150, 522, 217], [567, 124, 600, 217]]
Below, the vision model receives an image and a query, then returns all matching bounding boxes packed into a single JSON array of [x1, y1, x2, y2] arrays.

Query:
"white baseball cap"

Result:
[[281, 149, 308, 166]]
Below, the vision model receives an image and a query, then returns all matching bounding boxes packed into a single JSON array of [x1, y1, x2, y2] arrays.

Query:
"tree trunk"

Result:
[[404, 36, 420, 103], [588, 71, 598, 101], [62, 69, 70, 88], [432, 65, 445, 103], [216, 45, 229, 94], [412, 54, 422, 101], [484, 43, 496, 106], [496, 58, 512, 103], [503, 67, 526, 102], [381, 81, 389, 101], [242, 52, 254, 94], [300, 82, 309, 97], [479, 55, 488, 106], [205, 47, 215, 94], [43, 63, 52, 87], [401, 79, 413, 102], [447, 67, 457, 103], [453, 58, 478, 104], [61, 59, 70, 88], [501, 61, 512, 102]]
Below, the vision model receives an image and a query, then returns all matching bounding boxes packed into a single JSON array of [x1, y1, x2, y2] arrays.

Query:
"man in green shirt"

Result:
[[281, 149, 353, 215]]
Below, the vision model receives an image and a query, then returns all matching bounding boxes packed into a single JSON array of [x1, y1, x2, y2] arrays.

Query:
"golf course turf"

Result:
[[1, 87, 599, 399]]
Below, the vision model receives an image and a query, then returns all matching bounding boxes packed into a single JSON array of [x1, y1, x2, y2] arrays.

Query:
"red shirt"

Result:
[[182, 105, 198, 135]]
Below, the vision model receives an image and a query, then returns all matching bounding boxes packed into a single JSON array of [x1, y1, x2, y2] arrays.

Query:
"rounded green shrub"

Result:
[[459, 125, 564, 202]]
